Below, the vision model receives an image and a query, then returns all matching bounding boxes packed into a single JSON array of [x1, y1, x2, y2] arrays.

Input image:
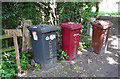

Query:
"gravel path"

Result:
[[23, 16, 119, 77]]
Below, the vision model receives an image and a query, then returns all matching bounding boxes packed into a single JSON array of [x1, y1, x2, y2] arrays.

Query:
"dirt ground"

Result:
[[22, 16, 119, 77]]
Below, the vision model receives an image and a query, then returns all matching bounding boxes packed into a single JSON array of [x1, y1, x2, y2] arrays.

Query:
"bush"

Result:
[[79, 35, 92, 50], [0, 51, 31, 78], [57, 49, 69, 61]]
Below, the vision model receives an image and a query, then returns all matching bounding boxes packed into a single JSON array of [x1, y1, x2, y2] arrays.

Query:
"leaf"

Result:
[[83, 70, 86, 72], [66, 56, 69, 58], [63, 51, 66, 54], [37, 68, 40, 71], [62, 66, 64, 69], [23, 51, 28, 54], [57, 54, 59, 56], [64, 54, 67, 56], [61, 56, 63, 59], [26, 54, 31, 57], [63, 57, 65, 60]]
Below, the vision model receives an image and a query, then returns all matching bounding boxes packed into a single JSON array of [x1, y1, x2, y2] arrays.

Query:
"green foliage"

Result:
[[0, 51, 31, 78], [62, 66, 64, 69], [79, 42, 84, 50], [2, 2, 98, 29], [57, 29, 62, 51], [79, 35, 92, 50], [98, 12, 107, 16], [2, 2, 43, 30], [98, 12, 120, 16], [56, 2, 98, 42], [57, 49, 69, 60], [35, 63, 40, 71], [2, 2, 99, 46], [56, 2, 96, 26]]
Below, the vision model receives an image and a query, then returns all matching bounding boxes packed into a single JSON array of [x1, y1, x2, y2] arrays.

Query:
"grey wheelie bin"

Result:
[[27, 25, 60, 70]]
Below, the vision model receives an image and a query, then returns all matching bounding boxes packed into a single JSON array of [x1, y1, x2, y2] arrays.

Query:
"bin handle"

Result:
[[27, 26, 30, 29], [68, 22, 74, 24]]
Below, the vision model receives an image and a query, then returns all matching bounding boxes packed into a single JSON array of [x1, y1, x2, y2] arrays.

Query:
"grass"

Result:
[[98, 12, 120, 16]]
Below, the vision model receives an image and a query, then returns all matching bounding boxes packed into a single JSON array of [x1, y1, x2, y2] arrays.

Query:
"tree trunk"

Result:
[[49, 0, 56, 25], [95, 2, 99, 18], [41, 9, 45, 24], [22, 20, 32, 52]]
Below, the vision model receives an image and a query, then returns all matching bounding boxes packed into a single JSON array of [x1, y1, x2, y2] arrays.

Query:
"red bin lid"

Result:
[[60, 22, 83, 30], [91, 20, 113, 29]]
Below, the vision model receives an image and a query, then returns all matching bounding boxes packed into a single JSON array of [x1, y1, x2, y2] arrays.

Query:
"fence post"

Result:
[[13, 36, 21, 76], [22, 20, 32, 52], [4, 29, 22, 77]]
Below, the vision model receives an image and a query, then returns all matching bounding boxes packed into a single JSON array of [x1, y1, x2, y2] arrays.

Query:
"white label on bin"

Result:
[[33, 26, 37, 28], [68, 22, 74, 24], [73, 33, 79, 37], [46, 36, 50, 40], [102, 30, 108, 48], [32, 31, 38, 40], [50, 34, 56, 40]]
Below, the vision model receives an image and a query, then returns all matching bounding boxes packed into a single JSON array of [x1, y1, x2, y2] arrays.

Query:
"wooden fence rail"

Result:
[[0, 35, 22, 53]]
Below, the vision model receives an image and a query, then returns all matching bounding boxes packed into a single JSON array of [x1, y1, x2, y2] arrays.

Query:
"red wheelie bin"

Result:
[[60, 22, 83, 60]]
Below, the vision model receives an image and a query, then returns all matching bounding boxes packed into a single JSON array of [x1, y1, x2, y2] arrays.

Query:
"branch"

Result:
[[36, 2, 48, 8]]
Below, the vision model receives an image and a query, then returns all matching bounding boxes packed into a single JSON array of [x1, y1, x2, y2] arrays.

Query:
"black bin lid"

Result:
[[27, 24, 60, 33]]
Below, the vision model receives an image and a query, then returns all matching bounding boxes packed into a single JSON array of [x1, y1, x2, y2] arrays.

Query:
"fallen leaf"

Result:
[[83, 70, 86, 72], [64, 72, 67, 74], [62, 66, 64, 69], [74, 67, 76, 69], [76, 71, 79, 73]]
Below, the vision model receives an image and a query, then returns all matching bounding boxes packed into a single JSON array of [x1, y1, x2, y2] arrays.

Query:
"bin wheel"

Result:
[[31, 59, 35, 67], [88, 47, 94, 52]]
